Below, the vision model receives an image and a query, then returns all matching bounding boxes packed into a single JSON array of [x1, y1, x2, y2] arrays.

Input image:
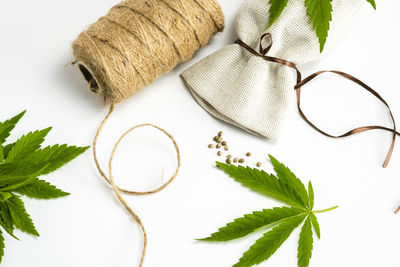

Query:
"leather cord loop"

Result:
[[235, 35, 399, 167]]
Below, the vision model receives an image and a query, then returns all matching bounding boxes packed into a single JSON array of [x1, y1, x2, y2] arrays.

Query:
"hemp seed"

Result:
[[246, 152, 252, 157], [256, 162, 262, 167], [238, 158, 245, 163], [208, 144, 214, 149], [221, 141, 227, 146], [226, 159, 232, 164], [217, 151, 222, 156]]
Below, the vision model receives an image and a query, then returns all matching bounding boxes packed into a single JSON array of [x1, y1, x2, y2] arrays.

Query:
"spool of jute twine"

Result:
[[73, 0, 224, 103], [72, 0, 224, 266]]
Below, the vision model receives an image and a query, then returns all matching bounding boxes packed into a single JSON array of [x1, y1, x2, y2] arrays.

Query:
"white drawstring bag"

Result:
[[181, 0, 364, 139]]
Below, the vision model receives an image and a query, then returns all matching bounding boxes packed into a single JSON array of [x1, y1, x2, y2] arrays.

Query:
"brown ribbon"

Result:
[[235, 33, 400, 168]]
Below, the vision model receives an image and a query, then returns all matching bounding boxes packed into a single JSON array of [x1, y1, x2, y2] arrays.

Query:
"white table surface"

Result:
[[1, 1, 400, 266]]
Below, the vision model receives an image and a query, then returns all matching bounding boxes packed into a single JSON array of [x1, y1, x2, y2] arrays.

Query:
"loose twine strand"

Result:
[[93, 104, 181, 266]]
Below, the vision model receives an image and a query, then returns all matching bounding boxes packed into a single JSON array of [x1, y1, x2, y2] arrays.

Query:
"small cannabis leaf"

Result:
[[366, 0, 376, 9], [199, 155, 338, 267], [305, 0, 333, 52], [0, 111, 89, 263], [268, 0, 289, 27], [267, 0, 376, 52]]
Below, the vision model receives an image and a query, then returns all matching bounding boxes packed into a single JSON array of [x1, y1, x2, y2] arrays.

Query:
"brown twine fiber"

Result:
[[72, 0, 224, 103], [93, 104, 181, 266], [72, 0, 223, 265]]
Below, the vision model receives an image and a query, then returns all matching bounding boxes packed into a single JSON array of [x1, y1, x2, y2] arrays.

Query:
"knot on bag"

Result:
[[258, 33, 273, 56]]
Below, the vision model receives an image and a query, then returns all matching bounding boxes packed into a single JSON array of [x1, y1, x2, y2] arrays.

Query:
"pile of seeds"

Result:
[[208, 131, 263, 167]]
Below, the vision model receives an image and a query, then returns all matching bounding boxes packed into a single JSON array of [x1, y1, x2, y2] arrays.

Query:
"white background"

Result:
[[1, 1, 400, 266]]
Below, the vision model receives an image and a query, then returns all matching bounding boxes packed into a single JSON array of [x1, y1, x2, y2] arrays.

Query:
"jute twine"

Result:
[[72, 0, 224, 266], [72, 0, 224, 103], [93, 104, 181, 266]]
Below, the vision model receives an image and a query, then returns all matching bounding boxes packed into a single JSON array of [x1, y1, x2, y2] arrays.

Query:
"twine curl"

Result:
[[93, 104, 181, 266]]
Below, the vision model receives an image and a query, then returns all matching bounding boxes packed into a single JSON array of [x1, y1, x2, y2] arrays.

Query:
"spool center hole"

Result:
[[79, 64, 100, 93]]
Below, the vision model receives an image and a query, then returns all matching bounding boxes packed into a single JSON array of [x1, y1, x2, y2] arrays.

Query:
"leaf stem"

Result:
[[313, 206, 338, 214]]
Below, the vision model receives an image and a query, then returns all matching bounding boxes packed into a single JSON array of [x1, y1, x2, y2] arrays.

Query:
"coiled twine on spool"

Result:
[[72, 0, 224, 103], [72, 0, 224, 266]]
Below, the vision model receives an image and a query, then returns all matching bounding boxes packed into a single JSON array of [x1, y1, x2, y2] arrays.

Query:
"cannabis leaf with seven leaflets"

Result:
[[199, 155, 338, 267], [268, 0, 376, 52], [0, 111, 89, 263]]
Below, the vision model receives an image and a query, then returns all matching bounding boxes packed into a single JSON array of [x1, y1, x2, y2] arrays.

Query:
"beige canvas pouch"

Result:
[[182, 0, 363, 139]]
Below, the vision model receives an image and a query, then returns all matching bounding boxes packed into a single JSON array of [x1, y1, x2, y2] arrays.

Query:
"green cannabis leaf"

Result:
[[268, 0, 289, 27], [268, 0, 376, 52], [0, 111, 89, 263], [305, 0, 333, 52], [366, 0, 376, 9], [199, 155, 338, 267]]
